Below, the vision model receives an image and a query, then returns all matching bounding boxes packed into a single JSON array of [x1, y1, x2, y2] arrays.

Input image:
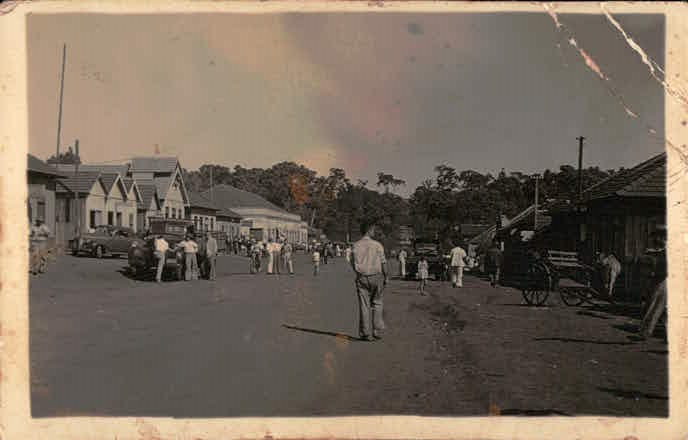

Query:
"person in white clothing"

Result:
[[599, 252, 622, 299], [398, 248, 408, 278], [266, 238, 275, 274], [449, 241, 467, 288], [153, 235, 169, 282]]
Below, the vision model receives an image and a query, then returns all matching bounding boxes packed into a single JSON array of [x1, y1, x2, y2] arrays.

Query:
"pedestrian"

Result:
[[312, 247, 321, 276], [336, 244, 342, 257], [322, 243, 329, 265], [153, 235, 169, 282], [31, 218, 51, 241], [638, 228, 668, 338], [273, 239, 283, 275], [345, 245, 352, 264], [418, 255, 429, 296], [449, 240, 467, 288], [177, 234, 199, 281], [266, 238, 275, 274], [485, 240, 503, 287], [250, 242, 262, 274], [351, 221, 388, 341], [398, 248, 408, 279], [599, 252, 622, 299], [206, 231, 218, 281], [282, 241, 294, 275]]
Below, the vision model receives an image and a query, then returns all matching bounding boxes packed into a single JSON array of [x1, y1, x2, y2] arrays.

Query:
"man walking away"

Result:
[[418, 256, 429, 296], [206, 231, 218, 281], [283, 241, 294, 275], [351, 222, 388, 341], [485, 241, 503, 287], [398, 248, 408, 278], [266, 238, 275, 274], [153, 235, 169, 282], [312, 248, 321, 276], [449, 241, 467, 288]]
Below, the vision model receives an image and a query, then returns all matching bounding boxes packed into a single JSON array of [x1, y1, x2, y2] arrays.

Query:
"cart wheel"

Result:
[[559, 287, 584, 306], [522, 288, 550, 306]]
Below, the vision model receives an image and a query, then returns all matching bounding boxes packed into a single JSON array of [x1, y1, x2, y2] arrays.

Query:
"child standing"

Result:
[[312, 248, 321, 276], [418, 256, 429, 295]]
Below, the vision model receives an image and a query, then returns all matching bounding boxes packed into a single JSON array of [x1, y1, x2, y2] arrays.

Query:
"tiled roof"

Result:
[[188, 191, 219, 211], [136, 179, 159, 208], [154, 176, 171, 200], [28, 154, 65, 177], [100, 173, 119, 194], [56, 171, 103, 194], [585, 153, 666, 200], [200, 184, 290, 215], [131, 157, 178, 173]]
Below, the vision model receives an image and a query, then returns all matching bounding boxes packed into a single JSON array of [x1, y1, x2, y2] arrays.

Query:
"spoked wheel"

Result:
[[522, 287, 550, 306], [521, 262, 551, 306], [559, 286, 584, 306]]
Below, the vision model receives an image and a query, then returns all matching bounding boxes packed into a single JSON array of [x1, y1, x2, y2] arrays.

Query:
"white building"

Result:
[[130, 157, 189, 220], [202, 184, 308, 243]]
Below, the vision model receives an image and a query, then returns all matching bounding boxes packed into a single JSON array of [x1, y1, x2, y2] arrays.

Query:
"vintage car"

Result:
[[404, 238, 449, 281], [127, 218, 208, 280], [69, 225, 142, 258]]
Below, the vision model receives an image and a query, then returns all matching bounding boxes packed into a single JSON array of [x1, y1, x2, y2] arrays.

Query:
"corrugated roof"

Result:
[[28, 154, 66, 177], [188, 191, 219, 210], [585, 153, 666, 200], [56, 171, 103, 194], [57, 163, 130, 176], [131, 157, 178, 173], [200, 184, 290, 215], [216, 208, 243, 219]]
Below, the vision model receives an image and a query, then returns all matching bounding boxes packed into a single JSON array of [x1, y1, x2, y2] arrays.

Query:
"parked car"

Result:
[[405, 238, 449, 281], [127, 218, 208, 280], [69, 225, 142, 258]]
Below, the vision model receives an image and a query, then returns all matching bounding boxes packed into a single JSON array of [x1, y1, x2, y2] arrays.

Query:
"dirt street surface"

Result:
[[30, 253, 667, 417]]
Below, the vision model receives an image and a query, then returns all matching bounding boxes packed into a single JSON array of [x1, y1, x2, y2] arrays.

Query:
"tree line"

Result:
[[183, 162, 619, 244]]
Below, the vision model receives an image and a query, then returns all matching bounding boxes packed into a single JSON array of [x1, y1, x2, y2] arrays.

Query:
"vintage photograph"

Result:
[[24, 9, 669, 419]]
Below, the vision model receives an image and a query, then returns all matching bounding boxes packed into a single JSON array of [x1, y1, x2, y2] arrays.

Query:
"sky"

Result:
[[28, 12, 665, 195]]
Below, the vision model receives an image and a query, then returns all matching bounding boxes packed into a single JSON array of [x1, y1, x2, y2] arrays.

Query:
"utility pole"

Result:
[[577, 136, 585, 202], [533, 173, 541, 231], [55, 43, 67, 170], [74, 139, 81, 235]]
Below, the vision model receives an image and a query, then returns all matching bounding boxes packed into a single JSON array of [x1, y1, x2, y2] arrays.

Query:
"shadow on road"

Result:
[[533, 337, 635, 346], [597, 387, 668, 401], [282, 324, 360, 341]]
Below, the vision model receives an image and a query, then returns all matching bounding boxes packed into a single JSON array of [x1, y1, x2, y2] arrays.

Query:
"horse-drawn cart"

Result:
[[521, 250, 606, 307]]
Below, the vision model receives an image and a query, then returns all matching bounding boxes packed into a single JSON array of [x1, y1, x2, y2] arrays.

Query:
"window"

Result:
[[37, 200, 46, 222], [65, 198, 71, 223], [108, 211, 114, 225], [116, 212, 122, 226], [90, 210, 97, 229], [165, 207, 169, 218], [129, 213, 134, 228], [211, 218, 214, 231], [172, 208, 176, 219]]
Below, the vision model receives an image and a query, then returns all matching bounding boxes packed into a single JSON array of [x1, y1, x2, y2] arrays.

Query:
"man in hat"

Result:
[[449, 240, 467, 288]]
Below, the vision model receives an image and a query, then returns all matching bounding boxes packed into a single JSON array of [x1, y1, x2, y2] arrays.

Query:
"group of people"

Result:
[[248, 237, 295, 275], [153, 231, 219, 282]]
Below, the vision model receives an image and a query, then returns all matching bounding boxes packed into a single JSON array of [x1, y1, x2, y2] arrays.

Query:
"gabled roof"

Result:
[[28, 154, 66, 177], [188, 191, 219, 211], [585, 153, 666, 200], [131, 157, 179, 173], [136, 179, 161, 209], [123, 177, 144, 206], [56, 171, 105, 194], [201, 184, 291, 215], [100, 173, 120, 194]]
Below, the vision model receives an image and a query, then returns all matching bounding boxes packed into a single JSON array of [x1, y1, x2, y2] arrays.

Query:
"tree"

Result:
[[47, 146, 81, 165], [376, 172, 406, 193]]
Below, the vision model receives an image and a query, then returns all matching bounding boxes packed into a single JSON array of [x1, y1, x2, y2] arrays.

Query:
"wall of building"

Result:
[[105, 183, 137, 232], [162, 177, 186, 220], [27, 174, 57, 235], [189, 208, 217, 232]]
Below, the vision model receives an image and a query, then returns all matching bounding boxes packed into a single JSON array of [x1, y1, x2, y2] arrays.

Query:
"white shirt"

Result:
[[450, 246, 467, 267], [352, 236, 387, 276], [312, 251, 320, 262], [398, 250, 407, 262], [154, 238, 169, 254]]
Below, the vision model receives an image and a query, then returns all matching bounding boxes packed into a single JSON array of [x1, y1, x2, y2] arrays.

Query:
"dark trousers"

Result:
[[355, 273, 385, 338]]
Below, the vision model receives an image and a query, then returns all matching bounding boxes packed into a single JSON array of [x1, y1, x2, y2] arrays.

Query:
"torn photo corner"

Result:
[[1, 1, 687, 440]]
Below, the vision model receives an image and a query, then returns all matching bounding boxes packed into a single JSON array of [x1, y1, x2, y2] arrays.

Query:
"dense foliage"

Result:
[[183, 162, 616, 243]]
